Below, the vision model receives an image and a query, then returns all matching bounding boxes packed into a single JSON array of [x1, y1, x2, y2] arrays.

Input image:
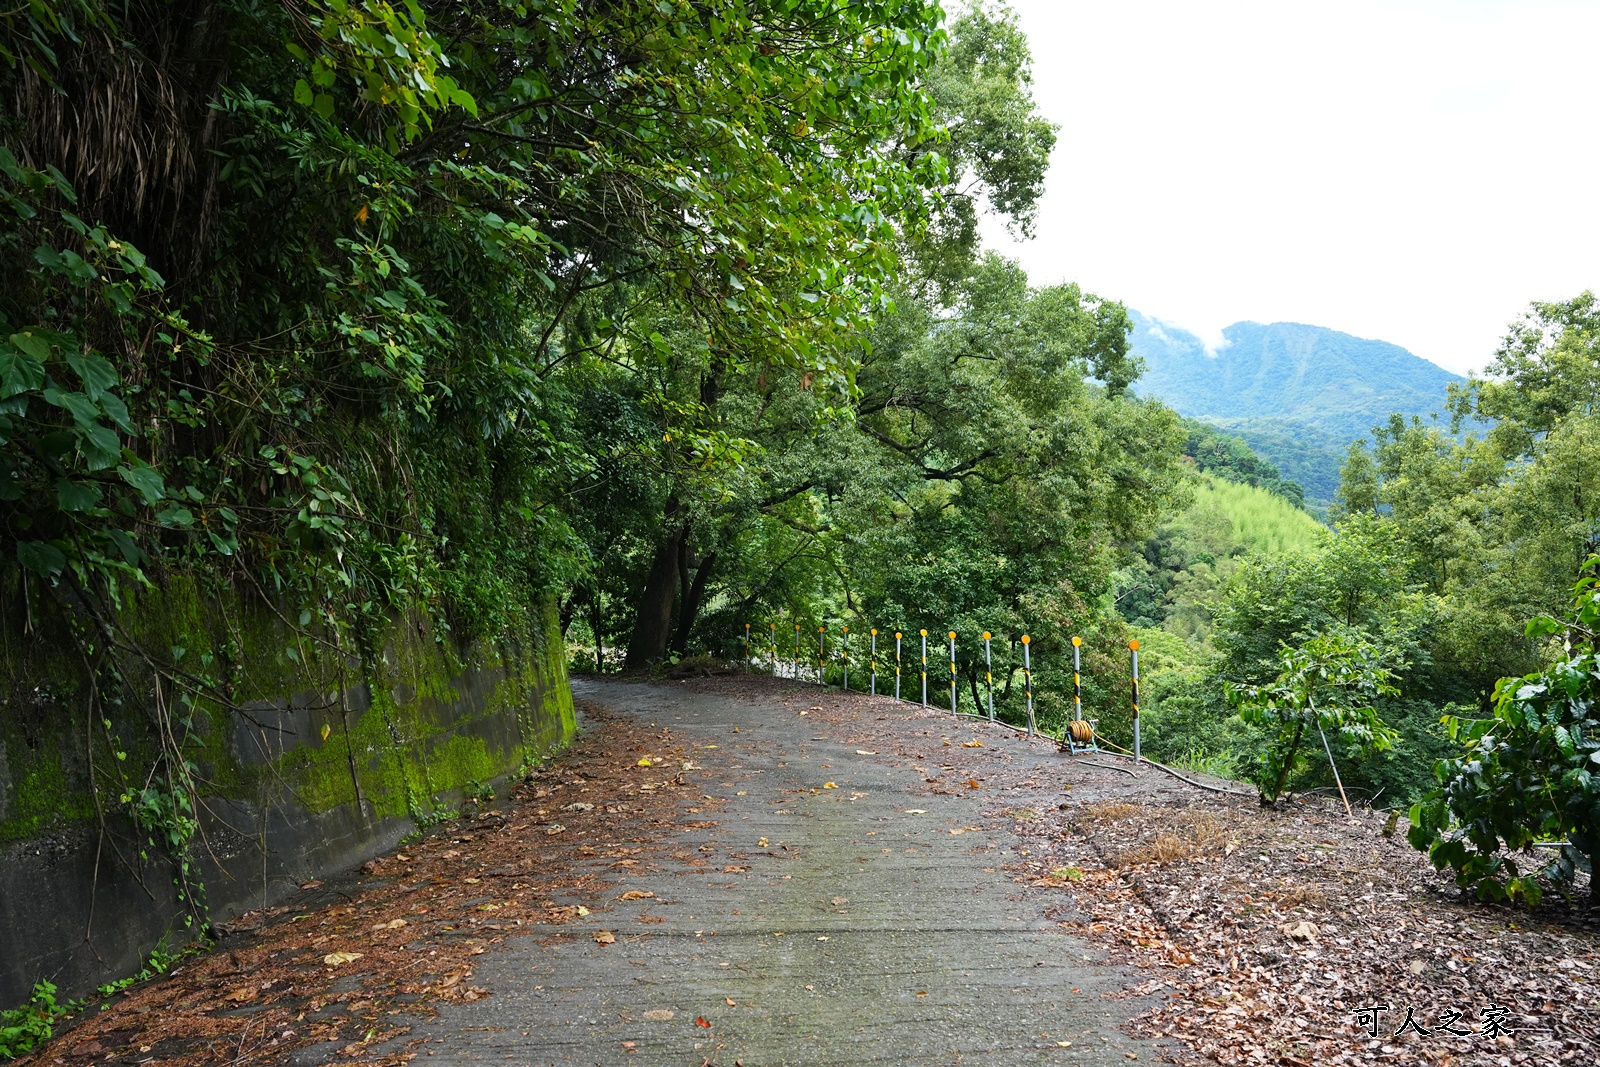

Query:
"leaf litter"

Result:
[[21, 700, 717, 1067], [671, 672, 1600, 1067]]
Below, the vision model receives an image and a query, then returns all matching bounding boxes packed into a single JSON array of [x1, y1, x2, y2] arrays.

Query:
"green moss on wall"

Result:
[[0, 741, 96, 844], [0, 586, 573, 850]]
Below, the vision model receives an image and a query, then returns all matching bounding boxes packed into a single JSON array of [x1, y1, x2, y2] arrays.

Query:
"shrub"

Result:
[[1409, 559, 1600, 905]]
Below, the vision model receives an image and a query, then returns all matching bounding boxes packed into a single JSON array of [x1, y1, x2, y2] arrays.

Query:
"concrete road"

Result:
[[402, 678, 1165, 1066]]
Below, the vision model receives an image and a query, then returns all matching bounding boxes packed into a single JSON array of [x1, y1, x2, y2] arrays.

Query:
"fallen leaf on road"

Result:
[[903, 809, 928, 814], [637, 758, 653, 766], [914, 990, 927, 997], [619, 890, 655, 900], [823, 782, 838, 789], [830, 897, 848, 905], [545, 824, 566, 835], [643, 1010, 675, 1021], [855, 749, 877, 755], [372, 918, 407, 930], [576, 906, 590, 917], [962, 740, 983, 748], [724, 997, 736, 1006], [594, 930, 617, 944], [300, 880, 323, 890], [1280, 920, 1319, 942], [695, 1016, 712, 1028], [816, 936, 830, 941], [463, 877, 480, 884], [322, 951, 362, 966], [967, 779, 980, 789], [758, 837, 769, 847], [225, 987, 254, 1003]]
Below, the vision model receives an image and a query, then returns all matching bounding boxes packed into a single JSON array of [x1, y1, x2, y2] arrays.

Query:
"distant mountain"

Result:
[[1127, 313, 1464, 507]]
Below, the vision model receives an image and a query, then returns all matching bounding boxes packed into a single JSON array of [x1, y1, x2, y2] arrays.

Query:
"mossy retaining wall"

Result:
[[0, 584, 573, 1006]]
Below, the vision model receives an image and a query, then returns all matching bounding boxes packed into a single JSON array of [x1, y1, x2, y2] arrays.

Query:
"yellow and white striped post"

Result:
[[948, 631, 958, 714], [1072, 636, 1083, 723], [817, 626, 826, 687], [1130, 639, 1141, 762], [870, 629, 879, 695], [982, 631, 994, 721], [841, 626, 850, 691], [1021, 634, 1036, 737], [919, 629, 928, 708], [793, 624, 801, 679], [894, 632, 903, 700], [769, 623, 777, 674], [744, 623, 751, 667]]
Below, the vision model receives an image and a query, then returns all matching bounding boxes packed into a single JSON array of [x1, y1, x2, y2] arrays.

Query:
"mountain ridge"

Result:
[[1126, 312, 1464, 507]]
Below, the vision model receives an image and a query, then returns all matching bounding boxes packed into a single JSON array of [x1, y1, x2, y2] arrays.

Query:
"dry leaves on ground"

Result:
[[21, 703, 712, 1067]]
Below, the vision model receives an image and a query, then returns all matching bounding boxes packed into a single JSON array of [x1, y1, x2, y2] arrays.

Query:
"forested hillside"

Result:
[[1126, 312, 1465, 507]]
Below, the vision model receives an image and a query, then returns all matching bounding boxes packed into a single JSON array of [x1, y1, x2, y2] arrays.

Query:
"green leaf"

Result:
[[118, 463, 166, 505], [66, 351, 119, 402], [17, 540, 65, 578], [57, 478, 102, 512]]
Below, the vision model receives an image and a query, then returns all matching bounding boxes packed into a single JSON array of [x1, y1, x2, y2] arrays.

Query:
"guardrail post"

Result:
[[895, 632, 902, 700], [769, 623, 777, 674], [841, 626, 850, 691], [817, 626, 826, 687], [1073, 636, 1083, 724], [948, 631, 957, 714], [794, 624, 801, 680], [1130, 639, 1141, 763], [919, 629, 928, 707], [744, 623, 750, 667], [983, 631, 994, 721], [1022, 634, 1036, 736], [870, 629, 878, 695]]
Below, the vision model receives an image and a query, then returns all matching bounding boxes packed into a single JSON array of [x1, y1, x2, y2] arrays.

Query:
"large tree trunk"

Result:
[[624, 502, 686, 670], [671, 551, 717, 656]]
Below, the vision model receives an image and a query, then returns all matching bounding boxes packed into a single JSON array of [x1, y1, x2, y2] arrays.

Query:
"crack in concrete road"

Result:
[[402, 678, 1165, 1066]]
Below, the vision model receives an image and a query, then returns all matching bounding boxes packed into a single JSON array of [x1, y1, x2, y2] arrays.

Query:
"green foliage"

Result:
[[1228, 628, 1400, 805], [1180, 420, 1306, 507], [1409, 560, 1600, 906], [2, 0, 957, 950], [1116, 474, 1321, 643], [0, 982, 62, 1059]]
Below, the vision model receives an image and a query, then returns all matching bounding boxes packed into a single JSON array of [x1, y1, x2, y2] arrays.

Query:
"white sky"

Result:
[[976, 0, 1600, 375]]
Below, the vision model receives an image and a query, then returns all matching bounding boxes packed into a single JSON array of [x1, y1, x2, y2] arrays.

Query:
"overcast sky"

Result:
[[975, 0, 1600, 375]]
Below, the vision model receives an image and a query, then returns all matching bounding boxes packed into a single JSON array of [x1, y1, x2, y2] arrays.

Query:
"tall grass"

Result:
[[1189, 476, 1324, 557]]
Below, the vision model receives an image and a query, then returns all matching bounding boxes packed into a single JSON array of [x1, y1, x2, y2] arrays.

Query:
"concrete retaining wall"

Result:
[[0, 587, 573, 1006]]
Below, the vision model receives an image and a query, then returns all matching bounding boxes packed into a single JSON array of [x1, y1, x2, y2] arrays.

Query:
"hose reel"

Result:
[[1060, 717, 1099, 754]]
